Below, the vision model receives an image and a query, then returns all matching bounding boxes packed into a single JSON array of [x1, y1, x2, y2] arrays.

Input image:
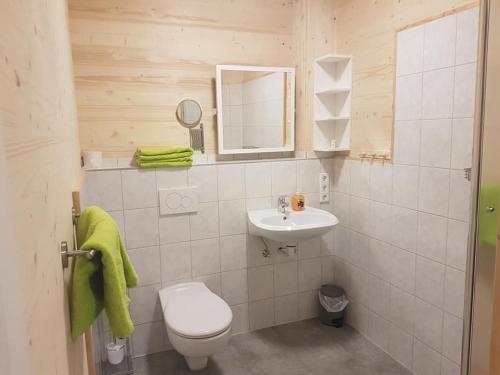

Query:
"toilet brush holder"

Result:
[[106, 340, 126, 365]]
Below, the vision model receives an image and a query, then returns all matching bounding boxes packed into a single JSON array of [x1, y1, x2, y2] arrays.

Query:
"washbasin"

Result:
[[247, 207, 339, 242]]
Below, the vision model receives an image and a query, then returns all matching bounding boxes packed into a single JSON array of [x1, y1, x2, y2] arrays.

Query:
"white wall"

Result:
[[333, 8, 478, 375], [81, 156, 336, 357]]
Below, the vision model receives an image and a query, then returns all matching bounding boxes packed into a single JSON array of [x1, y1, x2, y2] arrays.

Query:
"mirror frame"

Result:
[[176, 97, 203, 129], [216, 65, 295, 155]]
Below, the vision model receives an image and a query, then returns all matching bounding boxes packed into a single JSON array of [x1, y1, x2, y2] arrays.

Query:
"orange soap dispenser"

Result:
[[291, 192, 305, 211]]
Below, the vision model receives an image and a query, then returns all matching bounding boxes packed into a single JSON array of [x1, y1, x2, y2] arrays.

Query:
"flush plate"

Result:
[[159, 187, 199, 215]]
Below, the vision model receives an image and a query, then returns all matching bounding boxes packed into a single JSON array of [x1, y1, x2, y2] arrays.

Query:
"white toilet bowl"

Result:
[[158, 282, 233, 371]]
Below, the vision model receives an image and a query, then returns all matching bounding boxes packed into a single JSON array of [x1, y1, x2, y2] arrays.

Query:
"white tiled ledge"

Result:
[[84, 150, 336, 171]]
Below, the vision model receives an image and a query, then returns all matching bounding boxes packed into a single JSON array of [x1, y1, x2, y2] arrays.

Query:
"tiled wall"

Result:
[[333, 8, 477, 375], [81, 157, 337, 357], [222, 72, 285, 149]]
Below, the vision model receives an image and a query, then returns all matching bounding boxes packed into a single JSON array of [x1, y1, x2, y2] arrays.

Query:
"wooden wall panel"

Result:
[[334, 0, 478, 158], [0, 1, 86, 374], [69, 0, 309, 157]]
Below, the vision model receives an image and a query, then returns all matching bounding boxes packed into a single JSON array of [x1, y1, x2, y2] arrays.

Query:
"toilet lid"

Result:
[[161, 283, 233, 339]]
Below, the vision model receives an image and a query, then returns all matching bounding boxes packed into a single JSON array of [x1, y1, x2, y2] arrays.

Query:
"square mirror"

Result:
[[216, 65, 295, 154]]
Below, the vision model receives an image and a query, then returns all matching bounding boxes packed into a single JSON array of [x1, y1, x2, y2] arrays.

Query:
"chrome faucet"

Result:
[[277, 195, 289, 214]]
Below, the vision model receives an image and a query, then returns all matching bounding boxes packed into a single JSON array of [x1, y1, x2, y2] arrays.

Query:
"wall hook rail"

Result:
[[60, 207, 96, 269]]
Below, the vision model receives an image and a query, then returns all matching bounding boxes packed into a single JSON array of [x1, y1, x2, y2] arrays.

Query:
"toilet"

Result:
[[158, 282, 233, 371]]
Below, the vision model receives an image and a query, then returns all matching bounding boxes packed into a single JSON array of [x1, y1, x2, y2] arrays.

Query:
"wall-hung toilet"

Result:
[[158, 282, 233, 371]]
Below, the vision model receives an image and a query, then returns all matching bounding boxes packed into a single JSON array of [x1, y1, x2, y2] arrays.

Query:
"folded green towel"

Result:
[[136, 146, 193, 156], [136, 151, 193, 162], [71, 206, 139, 338], [136, 157, 193, 168], [478, 185, 500, 246]]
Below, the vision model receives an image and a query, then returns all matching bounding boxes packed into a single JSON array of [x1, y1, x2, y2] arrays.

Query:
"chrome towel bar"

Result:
[[60, 207, 96, 269]]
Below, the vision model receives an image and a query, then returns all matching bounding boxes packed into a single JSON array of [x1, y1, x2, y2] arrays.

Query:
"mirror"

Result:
[[216, 65, 295, 154], [176, 98, 202, 128]]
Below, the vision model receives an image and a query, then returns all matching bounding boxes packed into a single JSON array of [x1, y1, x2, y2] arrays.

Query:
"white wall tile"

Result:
[[191, 238, 220, 277], [369, 239, 392, 281], [350, 196, 371, 235], [368, 313, 390, 351], [246, 197, 272, 211], [348, 232, 370, 271], [416, 256, 445, 307], [388, 324, 413, 369], [392, 207, 418, 252], [108, 210, 125, 238], [442, 356, 461, 375], [346, 301, 369, 335], [418, 167, 450, 216], [131, 322, 166, 357], [124, 207, 159, 249], [444, 267, 466, 318], [442, 313, 463, 364], [453, 63, 477, 118], [156, 169, 188, 189], [231, 303, 249, 334], [350, 161, 371, 198], [413, 339, 442, 375], [188, 165, 218, 202], [160, 242, 191, 282], [219, 199, 247, 236], [368, 275, 390, 316], [128, 284, 162, 324], [391, 247, 416, 293], [420, 119, 452, 168], [275, 293, 299, 325], [446, 219, 469, 271], [350, 265, 369, 305], [245, 162, 271, 198], [249, 298, 275, 330], [320, 228, 335, 256], [332, 158, 350, 193], [333, 192, 350, 226], [220, 234, 247, 271], [456, 7, 479, 65], [248, 265, 274, 301], [370, 163, 393, 203], [448, 170, 471, 221], [397, 24, 424, 76], [297, 159, 321, 193], [298, 290, 320, 319], [122, 169, 157, 209], [422, 67, 454, 119], [423, 14, 457, 71], [451, 118, 474, 169], [217, 164, 245, 200], [159, 214, 190, 244], [298, 258, 322, 292], [271, 161, 297, 196], [369, 201, 392, 242], [274, 261, 298, 296], [389, 286, 414, 333], [189, 201, 219, 240], [221, 269, 248, 305], [414, 298, 443, 351], [394, 120, 421, 165], [334, 225, 351, 260], [417, 212, 448, 263], [128, 246, 161, 286], [395, 74, 423, 121], [298, 237, 321, 259], [81, 170, 123, 211], [321, 256, 335, 284], [393, 165, 419, 209], [193, 273, 221, 296]]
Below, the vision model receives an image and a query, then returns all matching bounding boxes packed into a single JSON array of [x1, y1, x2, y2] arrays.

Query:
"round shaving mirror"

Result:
[[176, 98, 202, 129]]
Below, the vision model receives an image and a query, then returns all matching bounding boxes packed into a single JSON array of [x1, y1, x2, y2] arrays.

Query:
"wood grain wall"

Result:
[[0, 1, 86, 374], [68, 0, 336, 156], [334, 0, 478, 158]]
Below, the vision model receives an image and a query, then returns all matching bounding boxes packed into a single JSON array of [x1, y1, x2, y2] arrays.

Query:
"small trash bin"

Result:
[[318, 284, 349, 328]]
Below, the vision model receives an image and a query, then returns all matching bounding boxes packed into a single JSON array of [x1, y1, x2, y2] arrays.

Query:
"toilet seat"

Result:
[[159, 282, 232, 339]]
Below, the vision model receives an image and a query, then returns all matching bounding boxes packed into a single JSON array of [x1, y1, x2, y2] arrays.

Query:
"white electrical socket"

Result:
[[319, 173, 329, 203]]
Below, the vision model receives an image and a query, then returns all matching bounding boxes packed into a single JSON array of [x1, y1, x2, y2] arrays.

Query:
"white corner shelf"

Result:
[[313, 54, 352, 152]]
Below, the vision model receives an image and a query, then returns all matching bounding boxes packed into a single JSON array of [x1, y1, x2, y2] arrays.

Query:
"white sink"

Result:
[[247, 207, 339, 242]]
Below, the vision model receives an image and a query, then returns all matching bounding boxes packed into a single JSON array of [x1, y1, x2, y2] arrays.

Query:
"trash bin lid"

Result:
[[320, 284, 344, 297]]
